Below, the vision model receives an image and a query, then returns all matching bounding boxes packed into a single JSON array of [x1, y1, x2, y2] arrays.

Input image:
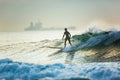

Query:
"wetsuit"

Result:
[[64, 31, 72, 47]]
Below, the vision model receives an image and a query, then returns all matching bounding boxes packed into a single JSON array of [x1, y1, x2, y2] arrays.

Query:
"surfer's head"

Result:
[[65, 28, 67, 31]]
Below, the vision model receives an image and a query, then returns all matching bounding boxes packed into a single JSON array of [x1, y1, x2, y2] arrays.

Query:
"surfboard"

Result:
[[45, 45, 77, 52], [46, 46, 63, 49], [48, 45, 77, 57], [47, 45, 77, 52], [62, 45, 77, 52]]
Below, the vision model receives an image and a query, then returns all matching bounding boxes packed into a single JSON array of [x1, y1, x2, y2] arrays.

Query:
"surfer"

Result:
[[62, 28, 72, 47]]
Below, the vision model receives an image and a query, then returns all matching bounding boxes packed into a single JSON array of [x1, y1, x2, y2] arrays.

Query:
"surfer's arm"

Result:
[[69, 33, 71, 38]]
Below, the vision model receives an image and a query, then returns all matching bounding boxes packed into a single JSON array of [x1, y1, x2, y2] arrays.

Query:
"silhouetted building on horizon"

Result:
[[25, 21, 42, 31], [25, 21, 76, 31]]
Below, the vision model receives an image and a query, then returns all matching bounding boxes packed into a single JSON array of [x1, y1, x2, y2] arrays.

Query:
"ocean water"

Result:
[[0, 30, 82, 64], [0, 30, 120, 80]]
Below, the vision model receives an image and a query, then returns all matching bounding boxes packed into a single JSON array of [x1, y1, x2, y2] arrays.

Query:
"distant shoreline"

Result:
[[25, 27, 76, 31]]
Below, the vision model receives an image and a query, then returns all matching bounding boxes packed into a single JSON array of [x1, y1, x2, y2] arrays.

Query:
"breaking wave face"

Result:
[[0, 58, 120, 80], [68, 29, 120, 51]]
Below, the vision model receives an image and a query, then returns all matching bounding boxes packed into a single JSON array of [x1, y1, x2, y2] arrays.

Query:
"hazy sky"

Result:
[[0, 0, 120, 31]]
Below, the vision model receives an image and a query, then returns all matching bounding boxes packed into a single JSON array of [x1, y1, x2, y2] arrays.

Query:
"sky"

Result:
[[0, 0, 120, 31]]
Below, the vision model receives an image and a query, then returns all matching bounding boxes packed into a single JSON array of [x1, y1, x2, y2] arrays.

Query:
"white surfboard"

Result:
[[62, 45, 77, 52]]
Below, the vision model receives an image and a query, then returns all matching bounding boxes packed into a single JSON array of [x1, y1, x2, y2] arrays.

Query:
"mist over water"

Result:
[[0, 30, 80, 46]]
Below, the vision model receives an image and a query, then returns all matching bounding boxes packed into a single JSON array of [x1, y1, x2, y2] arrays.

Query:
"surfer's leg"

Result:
[[68, 38, 72, 46], [64, 38, 67, 47]]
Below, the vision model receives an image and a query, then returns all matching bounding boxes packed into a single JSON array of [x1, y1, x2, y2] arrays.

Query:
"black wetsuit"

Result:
[[64, 31, 72, 47], [64, 31, 71, 40]]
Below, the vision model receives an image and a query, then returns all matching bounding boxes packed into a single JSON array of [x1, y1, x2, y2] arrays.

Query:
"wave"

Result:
[[0, 58, 120, 80], [67, 30, 120, 62], [72, 30, 120, 50], [0, 29, 120, 64]]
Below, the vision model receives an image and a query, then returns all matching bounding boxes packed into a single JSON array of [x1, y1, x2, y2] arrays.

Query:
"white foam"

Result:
[[0, 59, 119, 80]]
